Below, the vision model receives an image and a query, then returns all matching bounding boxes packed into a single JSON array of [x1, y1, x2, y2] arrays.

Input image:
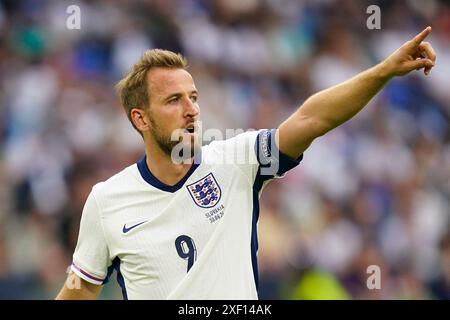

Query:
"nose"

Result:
[[184, 96, 199, 118]]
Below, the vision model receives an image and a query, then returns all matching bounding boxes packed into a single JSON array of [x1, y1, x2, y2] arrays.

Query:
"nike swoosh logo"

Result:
[[122, 221, 147, 234]]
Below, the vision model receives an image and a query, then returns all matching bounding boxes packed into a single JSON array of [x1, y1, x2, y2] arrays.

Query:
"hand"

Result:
[[381, 26, 437, 77]]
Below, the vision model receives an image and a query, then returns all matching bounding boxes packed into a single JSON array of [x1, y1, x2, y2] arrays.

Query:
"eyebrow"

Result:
[[162, 90, 198, 103]]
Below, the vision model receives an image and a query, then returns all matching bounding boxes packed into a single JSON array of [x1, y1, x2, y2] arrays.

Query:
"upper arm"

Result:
[[277, 111, 329, 159], [57, 187, 109, 300], [71, 187, 112, 285], [56, 272, 102, 300]]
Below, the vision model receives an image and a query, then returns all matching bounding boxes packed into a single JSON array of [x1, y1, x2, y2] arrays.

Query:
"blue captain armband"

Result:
[[255, 129, 303, 177]]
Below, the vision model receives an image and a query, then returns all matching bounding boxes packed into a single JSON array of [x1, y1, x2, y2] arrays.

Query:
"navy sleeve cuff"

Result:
[[255, 129, 303, 177]]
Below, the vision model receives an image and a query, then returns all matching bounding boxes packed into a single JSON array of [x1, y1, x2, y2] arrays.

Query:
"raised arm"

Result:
[[277, 26, 436, 159], [56, 272, 102, 300]]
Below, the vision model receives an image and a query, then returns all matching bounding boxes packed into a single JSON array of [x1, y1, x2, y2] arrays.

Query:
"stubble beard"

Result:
[[149, 117, 199, 162]]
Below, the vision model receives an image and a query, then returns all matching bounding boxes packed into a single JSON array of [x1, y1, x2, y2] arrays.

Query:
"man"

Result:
[[56, 27, 436, 299]]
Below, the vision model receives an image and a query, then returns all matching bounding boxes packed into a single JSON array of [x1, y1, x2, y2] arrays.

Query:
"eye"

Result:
[[190, 95, 198, 103], [168, 97, 180, 104]]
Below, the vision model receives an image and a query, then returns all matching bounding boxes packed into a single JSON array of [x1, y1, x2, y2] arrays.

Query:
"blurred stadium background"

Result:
[[0, 0, 449, 299]]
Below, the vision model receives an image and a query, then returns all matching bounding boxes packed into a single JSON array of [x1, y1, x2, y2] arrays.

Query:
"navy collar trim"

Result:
[[137, 151, 202, 193]]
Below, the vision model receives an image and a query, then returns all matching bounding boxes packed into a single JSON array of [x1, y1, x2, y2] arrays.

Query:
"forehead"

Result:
[[147, 68, 196, 98]]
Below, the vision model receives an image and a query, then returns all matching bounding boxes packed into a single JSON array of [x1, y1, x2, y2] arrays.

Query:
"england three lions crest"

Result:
[[187, 173, 222, 208]]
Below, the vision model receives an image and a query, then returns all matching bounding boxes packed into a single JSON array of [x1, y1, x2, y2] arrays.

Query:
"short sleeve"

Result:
[[255, 128, 303, 179], [206, 130, 260, 183], [206, 129, 302, 184], [71, 188, 111, 285]]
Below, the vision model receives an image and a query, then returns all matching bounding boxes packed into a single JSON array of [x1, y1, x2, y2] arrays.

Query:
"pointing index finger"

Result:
[[413, 26, 432, 45]]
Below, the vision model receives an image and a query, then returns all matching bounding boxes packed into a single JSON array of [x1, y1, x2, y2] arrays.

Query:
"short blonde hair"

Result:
[[116, 49, 188, 132]]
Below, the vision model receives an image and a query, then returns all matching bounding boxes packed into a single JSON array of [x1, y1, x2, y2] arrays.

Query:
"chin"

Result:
[[186, 137, 201, 158], [171, 135, 201, 163]]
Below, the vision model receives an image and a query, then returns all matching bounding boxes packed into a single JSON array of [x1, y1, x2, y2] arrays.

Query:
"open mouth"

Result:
[[184, 124, 196, 134]]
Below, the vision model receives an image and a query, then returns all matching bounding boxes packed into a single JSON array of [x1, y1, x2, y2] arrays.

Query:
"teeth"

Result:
[[185, 125, 195, 133]]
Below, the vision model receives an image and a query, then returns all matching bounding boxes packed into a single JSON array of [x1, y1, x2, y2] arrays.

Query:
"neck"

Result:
[[144, 142, 194, 187]]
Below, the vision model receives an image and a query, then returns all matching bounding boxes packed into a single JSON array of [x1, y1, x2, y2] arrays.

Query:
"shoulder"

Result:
[[207, 130, 261, 150], [90, 163, 142, 205], [201, 130, 263, 163]]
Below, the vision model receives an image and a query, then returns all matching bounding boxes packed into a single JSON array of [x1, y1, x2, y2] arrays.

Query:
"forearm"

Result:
[[295, 62, 392, 137], [56, 272, 102, 300], [56, 286, 98, 300], [277, 62, 393, 158]]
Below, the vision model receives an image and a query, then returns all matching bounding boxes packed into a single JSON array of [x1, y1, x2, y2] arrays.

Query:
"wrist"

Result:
[[375, 60, 395, 81]]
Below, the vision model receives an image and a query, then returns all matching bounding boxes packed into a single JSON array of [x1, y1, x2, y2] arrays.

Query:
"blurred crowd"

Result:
[[0, 0, 449, 299]]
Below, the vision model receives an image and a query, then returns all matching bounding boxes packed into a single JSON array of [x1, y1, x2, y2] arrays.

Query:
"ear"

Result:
[[130, 107, 150, 133]]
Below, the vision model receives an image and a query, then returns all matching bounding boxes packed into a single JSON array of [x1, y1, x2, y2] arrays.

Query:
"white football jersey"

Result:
[[71, 129, 302, 299]]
